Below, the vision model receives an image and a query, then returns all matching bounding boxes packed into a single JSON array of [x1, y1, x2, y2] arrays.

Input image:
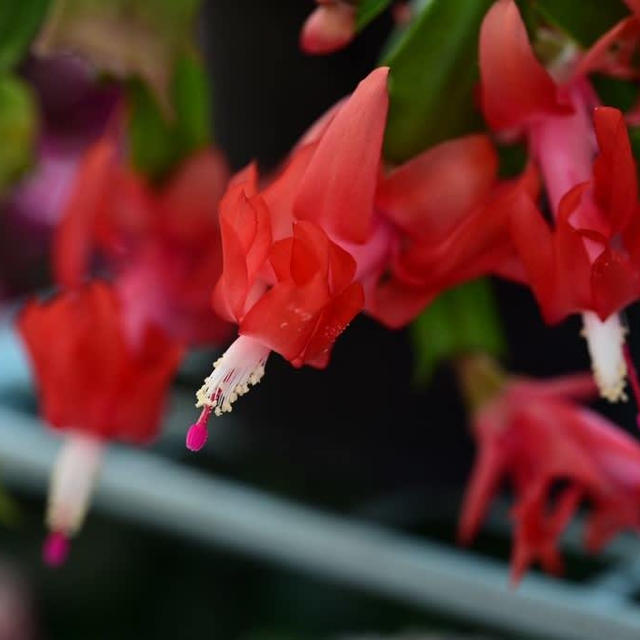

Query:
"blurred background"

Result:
[[2, 1, 640, 638]]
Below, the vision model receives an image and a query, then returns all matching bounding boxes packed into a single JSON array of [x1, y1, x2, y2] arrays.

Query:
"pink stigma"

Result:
[[186, 406, 212, 452], [43, 532, 70, 567], [186, 422, 208, 452], [623, 344, 640, 429]]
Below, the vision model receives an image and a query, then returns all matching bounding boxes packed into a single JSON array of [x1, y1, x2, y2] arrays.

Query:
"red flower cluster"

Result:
[[459, 361, 640, 583]]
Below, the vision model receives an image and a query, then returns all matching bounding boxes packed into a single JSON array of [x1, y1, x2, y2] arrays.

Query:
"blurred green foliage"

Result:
[[127, 52, 212, 181], [0, 0, 51, 71], [0, 1, 48, 194], [356, 0, 392, 31], [529, 0, 628, 47], [381, 0, 492, 164], [411, 279, 506, 384], [0, 75, 38, 193]]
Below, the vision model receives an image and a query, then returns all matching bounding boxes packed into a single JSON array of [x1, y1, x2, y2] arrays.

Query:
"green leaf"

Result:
[[0, 74, 38, 192], [530, 0, 628, 48], [0, 0, 51, 70], [411, 279, 506, 384], [128, 52, 212, 180], [172, 53, 212, 156], [356, 0, 392, 31], [381, 0, 493, 163]]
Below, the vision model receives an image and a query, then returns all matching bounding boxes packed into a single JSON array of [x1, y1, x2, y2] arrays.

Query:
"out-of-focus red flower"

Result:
[[19, 281, 182, 441], [458, 357, 640, 584], [300, 1, 356, 55], [479, 0, 640, 403], [18, 281, 182, 563], [54, 139, 232, 346]]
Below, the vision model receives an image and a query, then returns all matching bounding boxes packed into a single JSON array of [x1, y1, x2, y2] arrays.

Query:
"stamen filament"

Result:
[[188, 336, 270, 451], [582, 311, 627, 402], [44, 433, 104, 566]]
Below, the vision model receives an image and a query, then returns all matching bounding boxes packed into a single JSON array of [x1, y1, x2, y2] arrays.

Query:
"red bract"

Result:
[[479, 0, 640, 402], [54, 138, 232, 346], [18, 282, 182, 563], [458, 362, 640, 583]]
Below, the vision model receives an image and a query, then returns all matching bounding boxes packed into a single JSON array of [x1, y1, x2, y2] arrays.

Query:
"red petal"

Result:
[[302, 281, 364, 368], [592, 106, 638, 232], [479, 0, 570, 131], [159, 149, 229, 242], [228, 161, 259, 196], [365, 275, 435, 328], [396, 186, 517, 291], [376, 134, 497, 238], [509, 193, 560, 322], [263, 143, 317, 240], [239, 276, 330, 364], [576, 17, 640, 80], [294, 67, 389, 243], [458, 435, 505, 545], [215, 187, 272, 321], [53, 137, 117, 288], [591, 248, 640, 319], [289, 221, 329, 286]]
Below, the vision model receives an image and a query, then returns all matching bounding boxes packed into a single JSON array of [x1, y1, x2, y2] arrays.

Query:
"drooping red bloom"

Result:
[[18, 282, 182, 563], [187, 65, 530, 450], [458, 359, 640, 583], [54, 138, 232, 346], [479, 0, 640, 402], [187, 69, 388, 448]]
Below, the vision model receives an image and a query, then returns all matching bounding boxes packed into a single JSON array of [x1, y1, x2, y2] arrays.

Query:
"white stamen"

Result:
[[47, 433, 104, 536], [581, 311, 628, 402], [195, 336, 270, 416]]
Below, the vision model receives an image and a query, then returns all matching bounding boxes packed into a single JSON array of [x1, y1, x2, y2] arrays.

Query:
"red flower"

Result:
[[458, 358, 640, 583], [188, 68, 391, 449], [479, 0, 640, 402], [54, 138, 232, 346], [18, 282, 182, 563], [189, 66, 525, 449]]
